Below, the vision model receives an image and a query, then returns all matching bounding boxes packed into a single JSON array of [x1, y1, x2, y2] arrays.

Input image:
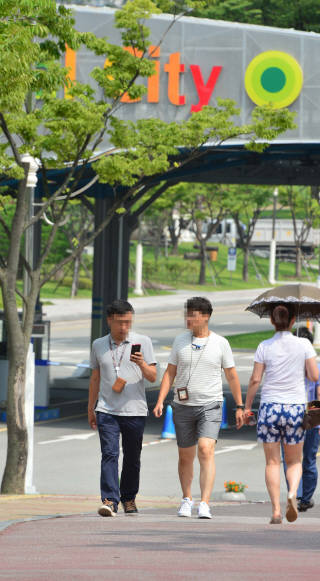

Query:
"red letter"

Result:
[[164, 53, 185, 106], [190, 65, 222, 112]]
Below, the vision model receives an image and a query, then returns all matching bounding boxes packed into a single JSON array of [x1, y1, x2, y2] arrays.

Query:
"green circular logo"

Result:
[[245, 51, 303, 108]]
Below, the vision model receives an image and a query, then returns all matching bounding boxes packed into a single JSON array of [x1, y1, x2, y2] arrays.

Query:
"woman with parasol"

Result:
[[245, 289, 319, 524]]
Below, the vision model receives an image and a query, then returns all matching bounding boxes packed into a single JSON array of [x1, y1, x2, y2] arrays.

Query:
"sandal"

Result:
[[286, 494, 298, 523], [270, 516, 282, 524]]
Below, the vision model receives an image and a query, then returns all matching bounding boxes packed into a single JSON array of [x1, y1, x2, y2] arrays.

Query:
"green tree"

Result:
[[223, 185, 272, 281], [0, 0, 295, 494], [141, 184, 192, 256], [190, 0, 320, 32], [279, 186, 320, 277], [150, 182, 226, 284]]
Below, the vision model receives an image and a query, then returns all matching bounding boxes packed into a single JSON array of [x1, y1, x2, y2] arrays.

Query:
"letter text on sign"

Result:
[[164, 52, 185, 106], [190, 65, 222, 112]]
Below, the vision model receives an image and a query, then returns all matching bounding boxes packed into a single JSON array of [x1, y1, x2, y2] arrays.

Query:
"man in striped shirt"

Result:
[[154, 296, 244, 519]]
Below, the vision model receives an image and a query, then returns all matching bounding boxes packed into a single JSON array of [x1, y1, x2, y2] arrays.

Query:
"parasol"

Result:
[[245, 283, 320, 321]]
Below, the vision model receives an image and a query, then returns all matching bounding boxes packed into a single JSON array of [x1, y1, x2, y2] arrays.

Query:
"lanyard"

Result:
[[187, 333, 209, 388], [109, 335, 127, 376]]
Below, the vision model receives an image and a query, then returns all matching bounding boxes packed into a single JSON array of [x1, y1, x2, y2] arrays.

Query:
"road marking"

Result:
[[38, 433, 96, 445], [216, 443, 257, 455]]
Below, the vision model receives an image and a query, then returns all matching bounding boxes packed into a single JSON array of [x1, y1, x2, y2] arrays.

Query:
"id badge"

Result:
[[177, 387, 189, 401]]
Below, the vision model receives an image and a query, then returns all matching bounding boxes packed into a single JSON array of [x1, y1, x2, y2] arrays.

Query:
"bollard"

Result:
[[161, 404, 176, 439]]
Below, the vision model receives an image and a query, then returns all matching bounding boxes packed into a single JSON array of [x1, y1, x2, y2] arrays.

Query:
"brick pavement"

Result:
[[0, 496, 319, 580]]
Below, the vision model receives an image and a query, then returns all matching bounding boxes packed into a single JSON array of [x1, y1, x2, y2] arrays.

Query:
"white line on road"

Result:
[[38, 433, 96, 445], [216, 443, 257, 455]]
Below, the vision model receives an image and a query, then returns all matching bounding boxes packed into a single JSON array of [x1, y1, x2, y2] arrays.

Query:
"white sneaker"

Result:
[[198, 501, 212, 519], [178, 497, 193, 517]]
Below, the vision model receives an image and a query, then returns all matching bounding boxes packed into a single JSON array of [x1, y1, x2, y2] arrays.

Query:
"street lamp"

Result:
[[268, 187, 278, 285], [22, 154, 40, 303]]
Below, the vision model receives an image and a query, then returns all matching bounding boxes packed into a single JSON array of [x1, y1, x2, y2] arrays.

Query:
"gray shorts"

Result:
[[172, 401, 223, 448]]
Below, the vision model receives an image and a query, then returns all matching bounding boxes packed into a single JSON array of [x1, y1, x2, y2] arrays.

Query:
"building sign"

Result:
[[68, 6, 320, 145], [244, 51, 303, 109]]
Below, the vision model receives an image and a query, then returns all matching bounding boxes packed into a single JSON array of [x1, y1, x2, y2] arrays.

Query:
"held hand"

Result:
[[88, 409, 97, 430], [130, 352, 144, 367], [153, 402, 164, 418], [235, 409, 244, 429], [244, 408, 251, 422]]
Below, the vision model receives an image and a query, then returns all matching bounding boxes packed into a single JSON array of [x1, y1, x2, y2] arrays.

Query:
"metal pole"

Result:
[[134, 242, 144, 295], [268, 187, 278, 285], [25, 344, 37, 493], [116, 215, 123, 299], [21, 154, 39, 494], [134, 219, 143, 295], [22, 154, 39, 314]]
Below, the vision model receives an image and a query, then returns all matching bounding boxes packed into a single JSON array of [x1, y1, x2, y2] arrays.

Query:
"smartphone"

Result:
[[131, 344, 141, 355]]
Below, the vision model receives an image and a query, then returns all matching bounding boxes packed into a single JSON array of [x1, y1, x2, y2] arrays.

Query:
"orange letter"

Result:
[[164, 53, 185, 106], [147, 46, 160, 103], [190, 65, 222, 112], [121, 47, 143, 103], [65, 45, 76, 99]]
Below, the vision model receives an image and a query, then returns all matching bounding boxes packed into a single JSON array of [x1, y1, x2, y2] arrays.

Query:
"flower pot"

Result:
[[222, 492, 246, 501]]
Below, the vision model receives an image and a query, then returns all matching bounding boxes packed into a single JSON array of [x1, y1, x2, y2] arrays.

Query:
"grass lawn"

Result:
[[1, 240, 318, 310], [225, 330, 274, 350], [129, 241, 318, 291]]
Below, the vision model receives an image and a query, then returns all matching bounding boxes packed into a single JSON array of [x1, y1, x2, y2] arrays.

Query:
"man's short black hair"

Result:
[[293, 326, 314, 344], [106, 299, 134, 317], [185, 296, 213, 316]]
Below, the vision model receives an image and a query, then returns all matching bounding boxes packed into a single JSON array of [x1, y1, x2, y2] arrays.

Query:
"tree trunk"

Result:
[[242, 247, 249, 282], [169, 230, 179, 255], [296, 246, 302, 278], [170, 239, 179, 255], [71, 255, 80, 298], [1, 352, 28, 494], [198, 241, 207, 285]]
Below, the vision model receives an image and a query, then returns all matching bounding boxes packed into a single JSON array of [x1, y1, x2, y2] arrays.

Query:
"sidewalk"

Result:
[[44, 287, 271, 322], [1, 494, 319, 580]]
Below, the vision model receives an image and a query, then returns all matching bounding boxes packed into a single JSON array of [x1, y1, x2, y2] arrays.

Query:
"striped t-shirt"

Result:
[[168, 331, 235, 406]]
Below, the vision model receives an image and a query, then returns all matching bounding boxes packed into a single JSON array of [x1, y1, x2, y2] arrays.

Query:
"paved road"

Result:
[[49, 301, 272, 384], [1, 505, 320, 580], [0, 413, 314, 503]]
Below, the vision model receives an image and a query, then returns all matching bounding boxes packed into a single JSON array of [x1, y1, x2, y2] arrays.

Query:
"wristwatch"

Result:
[[236, 405, 245, 410]]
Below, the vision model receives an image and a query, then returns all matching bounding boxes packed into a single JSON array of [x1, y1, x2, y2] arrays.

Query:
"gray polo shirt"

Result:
[[90, 331, 156, 416]]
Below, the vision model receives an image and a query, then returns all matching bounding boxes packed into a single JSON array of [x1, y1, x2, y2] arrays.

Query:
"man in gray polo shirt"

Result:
[[154, 296, 244, 519], [88, 299, 157, 517]]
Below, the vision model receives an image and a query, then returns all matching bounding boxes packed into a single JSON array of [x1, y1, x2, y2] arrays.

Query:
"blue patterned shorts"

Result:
[[257, 403, 306, 444]]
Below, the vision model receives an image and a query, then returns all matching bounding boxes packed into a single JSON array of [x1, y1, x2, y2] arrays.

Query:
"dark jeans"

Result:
[[301, 428, 320, 502], [96, 412, 146, 509], [281, 429, 320, 501]]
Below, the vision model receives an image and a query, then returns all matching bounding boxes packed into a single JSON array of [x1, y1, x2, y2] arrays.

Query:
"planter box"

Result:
[[222, 492, 246, 501]]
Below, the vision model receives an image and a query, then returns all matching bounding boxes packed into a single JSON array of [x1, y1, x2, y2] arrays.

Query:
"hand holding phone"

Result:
[[130, 343, 143, 368], [131, 344, 141, 355]]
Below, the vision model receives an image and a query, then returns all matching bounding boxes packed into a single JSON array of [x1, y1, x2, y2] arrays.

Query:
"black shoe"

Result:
[[298, 499, 314, 512], [122, 499, 138, 514]]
